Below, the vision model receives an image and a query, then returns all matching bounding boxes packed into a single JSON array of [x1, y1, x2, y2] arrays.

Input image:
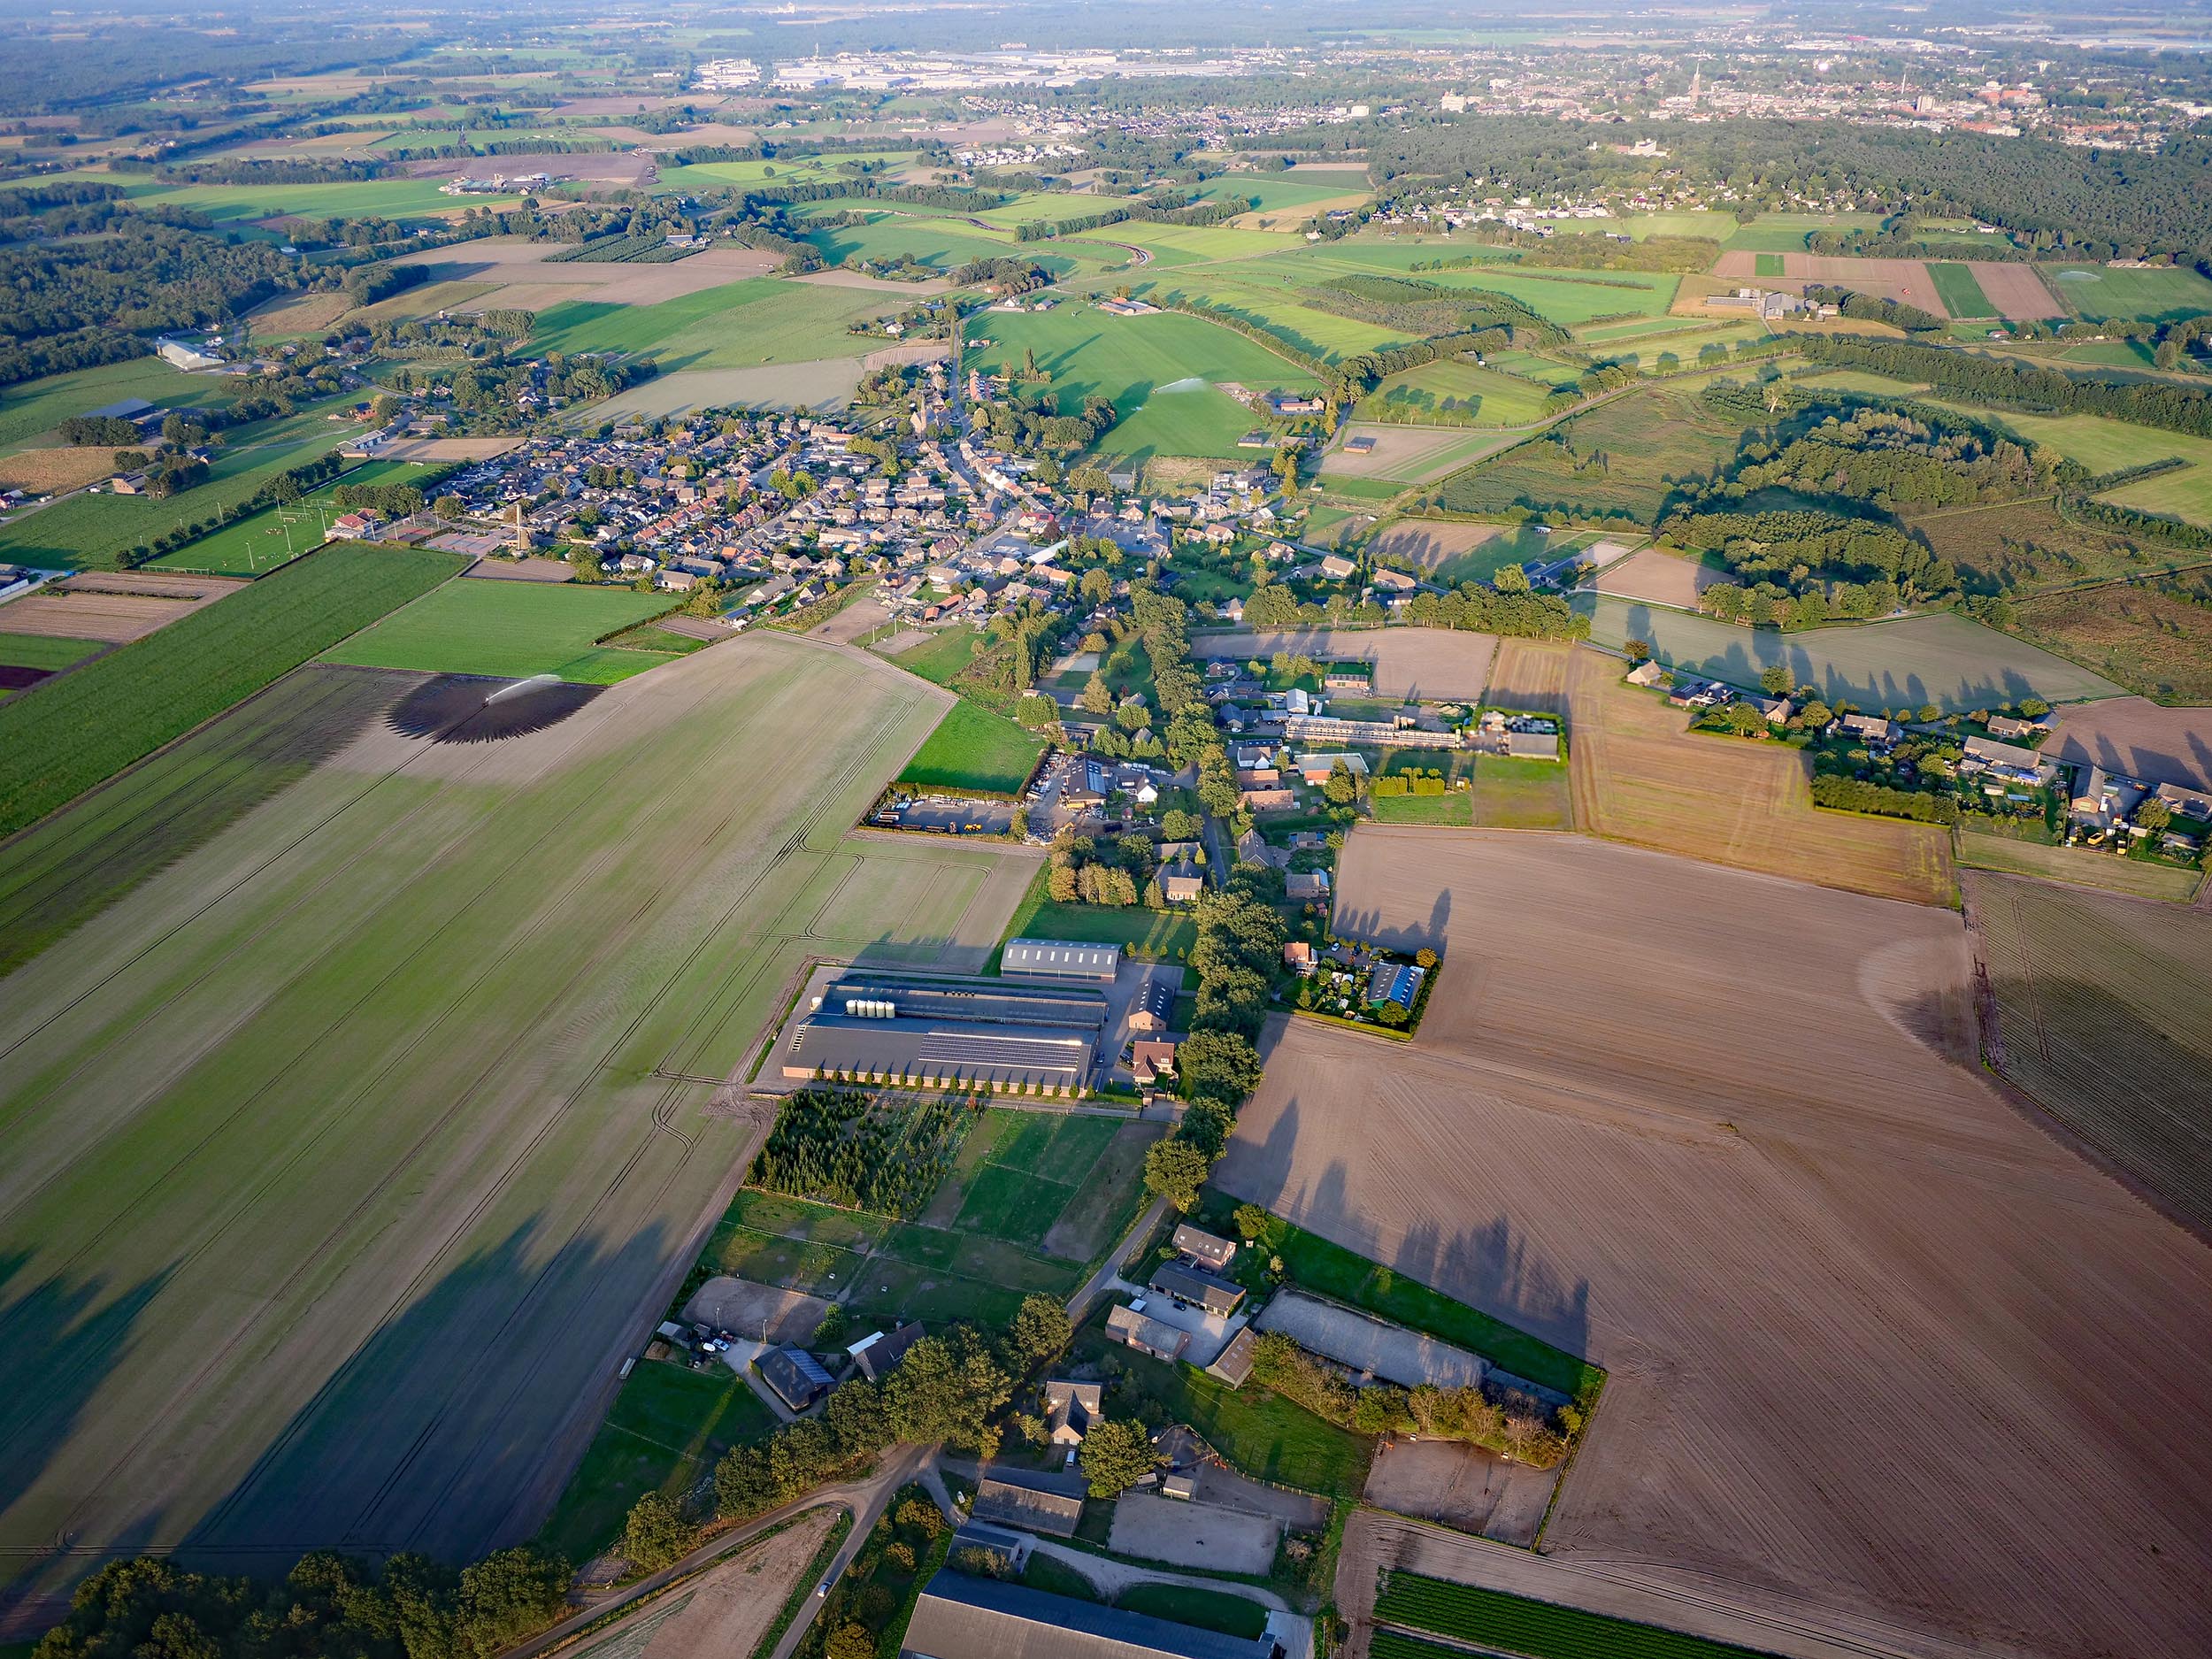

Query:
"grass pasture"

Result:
[[1468, 755, 1573, 831], [137, 177, 524, 224], [895, 699, 1045, 795], [995, 888, 1198, 964], [1928, 262, 1996, 318], [1375, 1574, 1773, 1659], [526, 277, 891, 370], [0, 636, 1035, 1610], [321, 578, 680, 684], [2041, 263, 2212, 324], [0, 543, 463, 838], [1357, 357, 1557, 427], [1969, 872, 2212, 1236], [0, 357, 235, 456]]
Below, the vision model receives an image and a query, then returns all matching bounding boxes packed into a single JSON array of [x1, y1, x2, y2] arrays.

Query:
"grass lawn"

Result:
[[1079, 1326, 1373, 1496], [1116, 1583, 1271, 1638], [0, 633, 104, 671], [1927, 262, 1996, 318], [995, 888, 1199, 964], [1469, 754, 1573, 830], [2041, 263, 2212, 324], [892, 627, 982, 685], [537, 1358, 780, 1562], [1371, 789, 1471, 826], [895, 699, 1045, 794], [1375, 1573, 1775, 1659], [322, 578, 680, 684], [0, 544, 464, 837]]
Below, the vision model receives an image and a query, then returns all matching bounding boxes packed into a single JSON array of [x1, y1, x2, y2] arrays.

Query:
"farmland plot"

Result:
[[0, 636, 1035, 1619], [1226, 832, 2212, 1659], [1189, 627, 1497, 701], [1967, 870, 2212, 1236]]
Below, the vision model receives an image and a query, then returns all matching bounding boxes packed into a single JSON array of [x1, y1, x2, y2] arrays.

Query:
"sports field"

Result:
[[322, 578, 683, 684], [1573, 593, 2128, 711], [0, 637, 1039, 1617], [150, 461, 446, 575]]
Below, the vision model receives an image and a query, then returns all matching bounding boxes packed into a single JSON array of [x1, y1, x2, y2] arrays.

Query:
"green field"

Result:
[[0, 635, 1025, 1609], [1415, 265, 1679, 326], [1720, 211, 1888, 252], [527, 277, 892, 369], [1469, 753, 1573, 830], [0, 415, 356, 572], [895, 699, 1046, 794], [801, 213, 1031, 273], [1574, 594, 2128, 711], [891, 626, 983, 685], [1192, 175, 1370, 216], [1375, 1574, 1774, 1659], [0, 543, 464, 837], [1370, 788, 1471, 826], [134, 178, 523, 223], [150, 460, 443, 574], [1938, 407, 2212, 526], [963, 305, 1318, 464], [0, 632, 103, 671], [1754, 253, 1786, 280], [537, 1356, 780, 1562], [944, 1110, 1147, 1250], [322, 578, 681, 684], [1358, 356, 1557, 426], [2041, 264, 2212, 324], [0, 357, 239, 456], [1928, 262, 1996, 318], [995, 888, 1199, 963]]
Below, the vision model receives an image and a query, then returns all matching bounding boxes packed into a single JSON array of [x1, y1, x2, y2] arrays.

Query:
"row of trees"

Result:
[[1792, 334, 2212, 442], [1246, 1332, 1571, 1466]]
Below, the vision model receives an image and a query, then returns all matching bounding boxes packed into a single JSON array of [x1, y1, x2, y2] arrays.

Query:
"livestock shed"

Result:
[[1151, 1262, 1247, 1317], [756, 1344, 833, 1411], [902, 1571, 1276, 1659], [1001, 938, 1123, 982], [972, 1470, 1087, 1538], [782, 969, 1110, 1094]]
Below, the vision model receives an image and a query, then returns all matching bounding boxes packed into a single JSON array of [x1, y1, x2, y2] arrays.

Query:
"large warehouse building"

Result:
[[902, 1571, 1278, 1659], [780, 969, 1110, 1094], [1000, 937, 1121, 983]]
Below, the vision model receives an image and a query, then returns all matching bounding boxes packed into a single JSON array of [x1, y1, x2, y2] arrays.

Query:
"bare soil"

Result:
[[2043, 694, 2212, 793], [567, 1506, 839, 1659], [1109, 1492, 1280, 1575], [1190, 628, 1498, 702], [1482, 638, 1571, 716], [0, 572, 241, 641], [680, 1276, 830, 1345], [393, 239, 783, 309], [1592, 547, 1726, 610], [1366, 519, 1506, 571], [1361, 1437, 1558, 1546], [1969, 263, 2068, 322], [1711, 252, 1947, 316], [1231, 831, 2212, 1659]]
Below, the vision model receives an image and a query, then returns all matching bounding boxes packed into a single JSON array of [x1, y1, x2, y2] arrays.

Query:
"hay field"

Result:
[[1592, 547, 1725, 610], [2044, 695, 2212, 792], [0, 636, 1039, 1619], [1575, 594, 2128, 711], [1324, 426, 1521, 485], [1954, 830, 2200, 902], [1565, 647, 1953, 905], [1190, 627, 1497, 701], [1968, 871, 2212, 1233], [1223, 831, 2212, 1659]]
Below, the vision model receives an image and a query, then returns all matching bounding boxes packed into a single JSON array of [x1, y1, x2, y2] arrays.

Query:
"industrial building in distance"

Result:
[[780, 966, 1110, 1094]]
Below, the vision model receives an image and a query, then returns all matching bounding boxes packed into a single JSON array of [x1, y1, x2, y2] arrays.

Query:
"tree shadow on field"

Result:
[[173, 1216, 677, 1572], [0, 1252, 178, 1628], [1328, 887, 1451, 959], [1225, 1089, 1594, 1369]]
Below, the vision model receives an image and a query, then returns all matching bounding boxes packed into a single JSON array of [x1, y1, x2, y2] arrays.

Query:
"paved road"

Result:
[[1068, 1195, 1168, 1325]]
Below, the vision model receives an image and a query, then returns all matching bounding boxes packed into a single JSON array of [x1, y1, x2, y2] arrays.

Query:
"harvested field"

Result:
[[1225, 832, 2212, 1659], [392, 237, 785, 308], [1482, 639, 1572, 716], [1362, 1439, 1558, 1547], [0, 449, 118, 494], [1954, 830, 2200, 902], [1324, 426, 1521, 484], [1968, 262, 2068, 322], [1, 569, 242, 640], [1710, 251, 1947, 317], [811, 595, 889, 644], [1564, 646, 1953, 905], [1190, 628, 1497, 702], [565, 1505, 841, 1659], [0, 636, 1038, 1617], [1366, 519, 1503, 570], [793, 266, 953, 295], [245, 290, 357, 337], [580, 360, 875, 422], [2043, 695, 2212, 792], [1968, 870, 2212, 1236], [1594, 547, 1726, 610]]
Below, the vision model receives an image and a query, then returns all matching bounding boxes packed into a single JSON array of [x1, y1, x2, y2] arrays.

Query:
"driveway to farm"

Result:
[[1066, 1195, 1169, 1323]]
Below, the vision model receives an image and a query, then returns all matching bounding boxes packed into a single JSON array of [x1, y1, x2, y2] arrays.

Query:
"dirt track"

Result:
[[1228, 831, 2212, 1659]]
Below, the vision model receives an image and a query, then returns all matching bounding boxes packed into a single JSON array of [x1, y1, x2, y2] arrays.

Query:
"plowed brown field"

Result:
[[1227, 832, 2212, 1659], [1565, 644, 1952, 905]]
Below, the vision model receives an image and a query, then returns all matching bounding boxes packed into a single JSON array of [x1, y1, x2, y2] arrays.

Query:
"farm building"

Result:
[[1368, 962, 1425, 1009], [1043, 1380, 1103, 1446], [1286, 714, 1459, 749], [847, 1322, 926, 1383], [1286, 871, 1332, 902], [781, 969, 1109, 1094], [756, 1345, 833, 1411], [1161, 864, 1207, 903], [902, 1571, 1273, 1659], [1151, 1262, 1247, 1317], [972, 1470, 1087, 1538], [1001, 938, 1122, 983], [1207, 1326, 1260, 1389], [1106, 1302, 1189, 1362], [1129, 979, 1176, 1033], [947, 1522, 1033, 1575], [1293, 752, 1369, 783]]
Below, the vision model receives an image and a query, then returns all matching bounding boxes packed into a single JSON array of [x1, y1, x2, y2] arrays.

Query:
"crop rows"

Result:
[[1374, 1573, 1777, 1659]]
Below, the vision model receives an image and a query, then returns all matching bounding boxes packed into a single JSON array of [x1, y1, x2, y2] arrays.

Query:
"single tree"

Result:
[[1143, 1138, 1213, 1212], [1079, 1418, 1164, 1498], [1759, 664, 1795, 696], [621, 1493, 697, 1573]]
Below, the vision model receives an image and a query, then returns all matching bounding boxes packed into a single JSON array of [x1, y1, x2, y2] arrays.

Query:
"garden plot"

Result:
[[1223, 831, 2212, 1659]]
